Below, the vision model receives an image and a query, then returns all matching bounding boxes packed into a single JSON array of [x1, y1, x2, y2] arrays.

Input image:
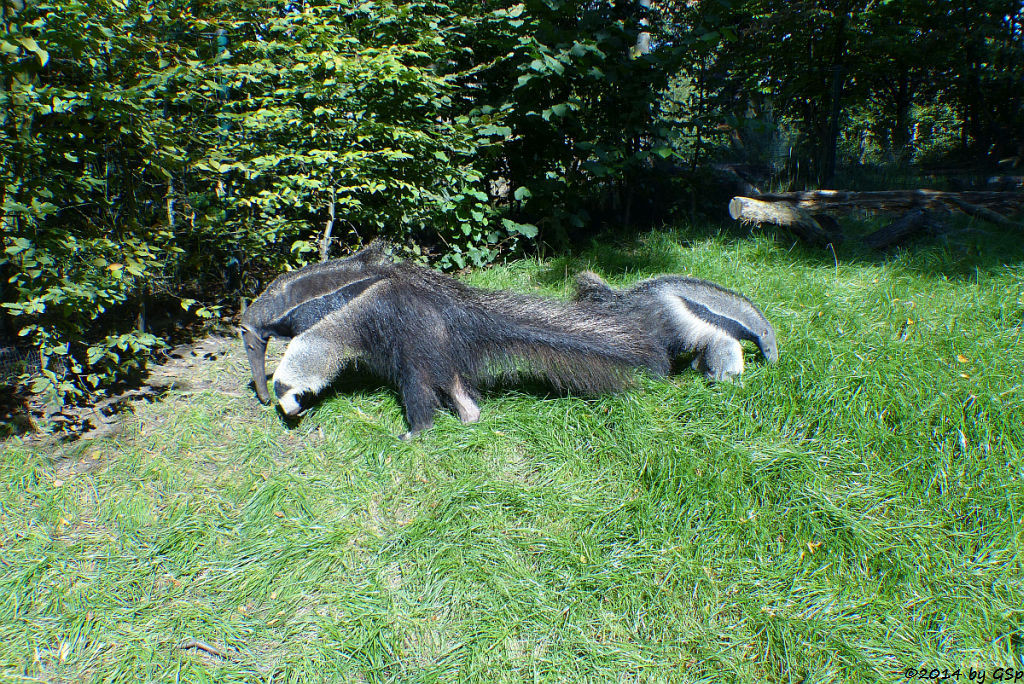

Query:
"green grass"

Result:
[[2, 221, 1023, 682]]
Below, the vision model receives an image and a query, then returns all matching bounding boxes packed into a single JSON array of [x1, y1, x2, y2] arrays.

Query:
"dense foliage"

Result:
[[2, 0, 1021, 407], [704, 0, 1024, 180]]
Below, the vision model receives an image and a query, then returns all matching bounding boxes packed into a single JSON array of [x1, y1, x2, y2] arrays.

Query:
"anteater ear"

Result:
[[355, 239, 396, 265], [240, 325, 271, 404], [574, 270, 613, 301]]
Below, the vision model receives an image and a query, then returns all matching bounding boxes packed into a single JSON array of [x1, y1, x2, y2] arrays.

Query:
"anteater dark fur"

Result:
[[243, 246, 669, 438]]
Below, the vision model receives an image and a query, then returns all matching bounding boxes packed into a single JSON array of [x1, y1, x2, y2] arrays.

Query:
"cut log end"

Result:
[[729, 196, 840, 246], [728, 197, 744, 221]]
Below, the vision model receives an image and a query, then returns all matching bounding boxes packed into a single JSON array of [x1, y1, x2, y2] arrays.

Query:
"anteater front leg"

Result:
[[692, 335, 744, 382], [272, 313, 360, 416], [397, 361, 442, 440]]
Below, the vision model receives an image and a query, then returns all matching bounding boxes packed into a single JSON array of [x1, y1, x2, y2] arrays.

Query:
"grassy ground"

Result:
[[2, 221, 1023, 682]]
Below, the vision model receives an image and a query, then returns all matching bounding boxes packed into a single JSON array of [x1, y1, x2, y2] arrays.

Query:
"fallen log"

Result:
[[985, 176, 1024, 190], [744, 189, 1023, 215], [863, 209, 943, 250], [944, 196, 1018, 229], [728, 196, 838, 246]]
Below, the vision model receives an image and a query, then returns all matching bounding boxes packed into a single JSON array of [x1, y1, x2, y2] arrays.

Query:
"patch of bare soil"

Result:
[[6, 329, 277, 445]]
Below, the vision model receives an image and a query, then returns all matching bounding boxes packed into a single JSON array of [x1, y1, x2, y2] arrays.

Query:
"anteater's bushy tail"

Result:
[[454, 290, 671, 395]]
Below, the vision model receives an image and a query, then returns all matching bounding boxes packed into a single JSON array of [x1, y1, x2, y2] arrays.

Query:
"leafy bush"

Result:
[[1, 0, 189, 407], [2, 0, 673, 409]]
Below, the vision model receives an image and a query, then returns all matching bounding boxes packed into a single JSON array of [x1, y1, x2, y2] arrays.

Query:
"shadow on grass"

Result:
[[538, 215, 1024, 287], [300, 365, 394, 408], [281, 361, 720, 436], [277, 365, 580, 433], [536, 221, 753, 286]]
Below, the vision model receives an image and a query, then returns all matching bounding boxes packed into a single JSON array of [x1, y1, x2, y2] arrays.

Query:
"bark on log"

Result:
[[728, 196, 838, 246], [985, 176, 1024, 190], [945, 196, 1018, 229], [812, 213, 841, 235], [745, 189, 1023, 215], [863, 209, 940, 249]]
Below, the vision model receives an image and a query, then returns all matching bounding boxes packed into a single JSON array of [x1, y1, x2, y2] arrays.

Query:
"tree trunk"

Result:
[[892, 70, 913, 163], [822, 2, 850, 186], [166, 176, 176, 230], [320, 187, 336, 262], [635, 0, 651, 56]]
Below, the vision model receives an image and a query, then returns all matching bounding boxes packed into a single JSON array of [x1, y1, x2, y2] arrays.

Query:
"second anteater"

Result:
[[574, 271, 777, 382]]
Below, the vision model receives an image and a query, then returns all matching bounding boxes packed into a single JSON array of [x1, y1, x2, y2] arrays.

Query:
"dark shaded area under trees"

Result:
[[2, 0, 1022, 409]]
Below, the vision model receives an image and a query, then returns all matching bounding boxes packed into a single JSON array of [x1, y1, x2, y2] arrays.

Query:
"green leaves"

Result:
[[478, 124, 512, 138], [5, 238, 34, 256], [501, 219, 539, 238], [0, 0, 696, 409], [16, 36, 49, 66], [540, 103, 571, 121], [1, 36, 49, 65]]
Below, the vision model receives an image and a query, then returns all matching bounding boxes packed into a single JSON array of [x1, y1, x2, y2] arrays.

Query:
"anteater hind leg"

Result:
[[447, 375, 481, 425]]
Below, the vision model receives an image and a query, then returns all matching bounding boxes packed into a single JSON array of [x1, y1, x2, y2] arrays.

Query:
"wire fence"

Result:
[[0, 345, 46, 385]]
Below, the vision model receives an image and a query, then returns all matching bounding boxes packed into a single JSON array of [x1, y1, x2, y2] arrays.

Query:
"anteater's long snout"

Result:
[[240, 325, 271, 404]]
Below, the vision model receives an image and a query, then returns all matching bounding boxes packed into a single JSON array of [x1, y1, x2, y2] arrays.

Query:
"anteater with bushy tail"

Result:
[[574, 270, 778, 382], [240, 244, 670, 438]]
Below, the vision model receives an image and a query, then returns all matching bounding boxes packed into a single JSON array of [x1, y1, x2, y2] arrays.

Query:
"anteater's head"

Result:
[[267, 333, 334, 417], [758, 324, 779, 364]]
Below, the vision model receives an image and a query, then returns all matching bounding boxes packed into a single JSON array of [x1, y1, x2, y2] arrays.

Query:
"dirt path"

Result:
[[11, 331, 284, 443]]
